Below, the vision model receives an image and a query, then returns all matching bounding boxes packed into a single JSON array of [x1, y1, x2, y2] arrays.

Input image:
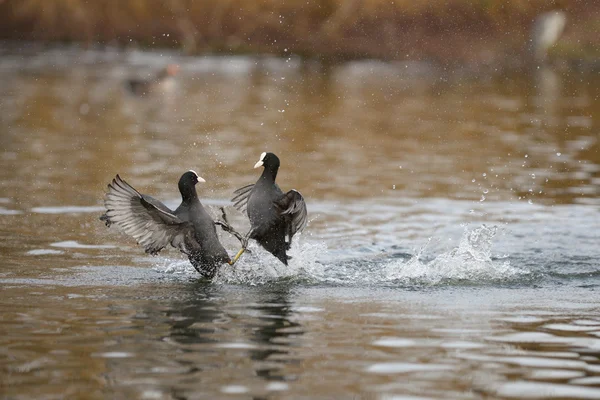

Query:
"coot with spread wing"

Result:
[[101, 171, 234, 278]]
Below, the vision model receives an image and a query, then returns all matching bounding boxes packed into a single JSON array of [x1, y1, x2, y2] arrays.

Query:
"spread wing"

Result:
[[274, 189, 308, 239], [102, 175, 201, 255], [231, 183, 254, 213], [140, 193, 173, 215]]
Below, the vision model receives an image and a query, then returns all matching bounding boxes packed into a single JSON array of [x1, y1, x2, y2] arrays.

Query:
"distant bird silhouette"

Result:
[[125, 64, 179, 96], [232, 152, 307, 265], [101, 171, 236, 279], [529, 10, 567, 63]]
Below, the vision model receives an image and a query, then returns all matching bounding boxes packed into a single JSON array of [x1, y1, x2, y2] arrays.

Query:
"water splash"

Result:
[[213, 236, 330, 285], [153, 258, 196, 275], [151, 235, 332, 284], [207, 225, 528, 286], [379, 225, 528, 285]]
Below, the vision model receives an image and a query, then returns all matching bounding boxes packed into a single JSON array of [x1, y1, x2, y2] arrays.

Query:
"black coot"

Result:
[[232, 152, 307, 265], [101, 171, 231, 278]]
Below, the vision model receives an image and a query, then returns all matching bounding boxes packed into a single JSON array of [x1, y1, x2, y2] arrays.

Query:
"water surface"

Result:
[[1, 47, 599, 399]]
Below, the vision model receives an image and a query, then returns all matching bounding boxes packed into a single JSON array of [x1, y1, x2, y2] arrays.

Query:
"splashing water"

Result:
[[214, 236, 330, 285], [153, 258, 197, 275], [379, 225, 528, 285], [154, 225, 528, 286]]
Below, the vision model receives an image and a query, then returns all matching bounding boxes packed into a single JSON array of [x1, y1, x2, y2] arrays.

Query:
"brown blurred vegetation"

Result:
[[0, 0, 598, 64]]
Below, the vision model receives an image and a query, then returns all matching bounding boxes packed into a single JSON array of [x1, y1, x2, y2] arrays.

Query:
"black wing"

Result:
[[231, 183, 254, 213], [102, 175, 201, 255], [274, 189, 308, 240]]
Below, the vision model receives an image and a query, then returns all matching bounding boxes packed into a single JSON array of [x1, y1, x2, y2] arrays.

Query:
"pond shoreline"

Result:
[[1, 39, 599, 80], [2, 1, 599, 67]]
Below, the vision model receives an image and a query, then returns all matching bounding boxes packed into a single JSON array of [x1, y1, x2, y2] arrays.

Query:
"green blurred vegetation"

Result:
[[0, 0, 598, 63]]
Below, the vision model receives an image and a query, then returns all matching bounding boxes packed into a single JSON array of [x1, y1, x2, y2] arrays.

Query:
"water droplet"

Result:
[[480, 195, 486, 202], [392, 185, 396, 190], [528, 199, 533, 205], [472, 179, 476, 183], [525, 154, 528, 158], [556, 152, 562, 156], [482, 173, 487, 177], [483, 189, 489, 194]]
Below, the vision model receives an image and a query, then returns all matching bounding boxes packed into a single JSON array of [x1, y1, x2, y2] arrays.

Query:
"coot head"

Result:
[[178, 170, 205, 200], [254, 152, 280, 171]]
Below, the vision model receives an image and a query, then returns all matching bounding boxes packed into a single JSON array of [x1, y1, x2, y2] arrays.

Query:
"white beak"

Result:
[[254, 152, 266, 168], [189, 170, 206, 183]]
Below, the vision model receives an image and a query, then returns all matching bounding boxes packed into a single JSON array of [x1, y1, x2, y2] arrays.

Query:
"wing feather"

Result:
[[274, 189, 308, 238], [102, 175, 200, 255], [231, 184, 254, 213]]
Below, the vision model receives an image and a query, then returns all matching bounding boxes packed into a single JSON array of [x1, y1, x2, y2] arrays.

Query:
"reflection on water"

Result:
[[0, 48, 599, 399], [531, 66, 562, 124], [165, 285, 301, 386], [2, 284, 600, 399]]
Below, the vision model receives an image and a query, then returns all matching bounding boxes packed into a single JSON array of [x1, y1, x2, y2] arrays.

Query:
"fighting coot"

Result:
[[101, 171, 237, 278], [232, 152, 307, 265]]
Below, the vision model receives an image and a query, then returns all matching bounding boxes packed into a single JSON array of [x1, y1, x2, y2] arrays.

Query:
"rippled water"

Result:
[[1, 47, 599, 399]]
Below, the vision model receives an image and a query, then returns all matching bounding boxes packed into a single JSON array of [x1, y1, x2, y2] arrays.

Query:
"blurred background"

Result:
[[1, 0, 599, 65]]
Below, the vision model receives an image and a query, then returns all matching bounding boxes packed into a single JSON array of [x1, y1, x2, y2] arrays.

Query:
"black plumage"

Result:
[[101, 171, 231, 278], [232, 152, 307, 265]]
